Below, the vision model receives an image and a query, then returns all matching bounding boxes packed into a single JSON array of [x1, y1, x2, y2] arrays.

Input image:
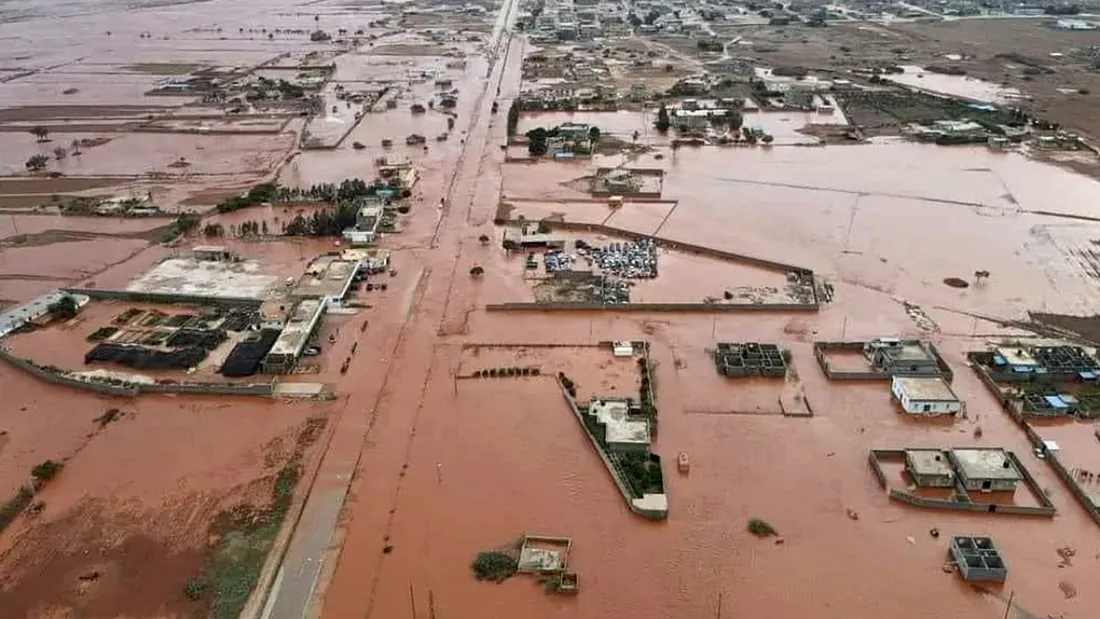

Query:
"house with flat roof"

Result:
[[261, 299, 324, 374], [192, 245, 237, 262], [949, 448, 1022, 492], [866, 338, 942, 375], [891, 376, 962, 416], [588, 398, 650, 453], [291, 255, 359, 306], [905, 449, 956, 487]]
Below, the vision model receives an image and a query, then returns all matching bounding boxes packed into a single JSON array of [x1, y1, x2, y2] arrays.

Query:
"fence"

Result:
[[0, 347, 274, 398], [64, 287, 262, 309], [969, 363, 1100, 526]]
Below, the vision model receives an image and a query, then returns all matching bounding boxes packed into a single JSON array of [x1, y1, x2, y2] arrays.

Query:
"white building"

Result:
[[891, 376, 962, 416]]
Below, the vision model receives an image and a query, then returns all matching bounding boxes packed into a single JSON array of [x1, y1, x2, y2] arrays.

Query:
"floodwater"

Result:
[[5, 0, 1100, 618], [883, 65, 1024, 104]]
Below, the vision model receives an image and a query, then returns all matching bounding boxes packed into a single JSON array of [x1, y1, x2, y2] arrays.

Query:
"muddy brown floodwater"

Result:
[[4, 0, 1100, 618]]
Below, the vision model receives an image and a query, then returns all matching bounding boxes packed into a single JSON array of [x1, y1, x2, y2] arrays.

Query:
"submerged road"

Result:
[[259, 0, 521, 617]]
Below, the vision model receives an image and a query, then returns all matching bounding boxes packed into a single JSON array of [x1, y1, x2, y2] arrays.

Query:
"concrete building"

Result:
[[950, 536, 1007, 583], [905, 449, 955, 487], [291, 255, 359, 307], [891, 376, 962, 416], [343, 203, 384, 245], [261, 299, 324, 373], [949, 448, 1022, 493], [588, 399, 650, 453], [258, 296, 294, 330], [192, 245, 237, 262], [866, 338, 941, 375], [1054, 19, 1097, 30]]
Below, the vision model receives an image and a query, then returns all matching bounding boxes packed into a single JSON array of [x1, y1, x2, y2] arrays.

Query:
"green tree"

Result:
[[588, 126, 601, 142], [47, 296, 78, 321], [469, 265, 485, 278], [32, 460, 62, 481], [655, 105, 671, 133], [25, 154, 48, 172], [727, 110, 744, 131], [526, 127, 549, 156], [29, 126, 49, 142]]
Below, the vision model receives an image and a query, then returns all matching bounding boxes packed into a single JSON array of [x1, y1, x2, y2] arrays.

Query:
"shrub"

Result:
[[32, 460, 62, 481], [471, 551, 517, 582], [184, 579, 206, 601], [488, 368, 498, 377], [531, 368, 540, 376], [747, 518, 777, 537]]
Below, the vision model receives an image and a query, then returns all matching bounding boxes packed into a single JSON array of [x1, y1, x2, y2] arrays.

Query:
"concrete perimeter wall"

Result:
[[488, 302, 816, 312], [814, 341, 954, 382], [64, 287, 263, 309], [558, 378, 668, 520], [868, 449, 1055, 517], [0, 347, 274, 398], [497, 218, 816, 277], [970, 364, 1100, 527]]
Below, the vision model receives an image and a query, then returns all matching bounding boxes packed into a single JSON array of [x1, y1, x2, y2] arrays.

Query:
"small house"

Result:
[[949, 448, 1022, 493], [905, 449, 955, 487], [891, 376, 962, 416]]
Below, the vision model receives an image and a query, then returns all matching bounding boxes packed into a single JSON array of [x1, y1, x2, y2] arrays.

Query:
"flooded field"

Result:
[[4, 0, 1100, 618]]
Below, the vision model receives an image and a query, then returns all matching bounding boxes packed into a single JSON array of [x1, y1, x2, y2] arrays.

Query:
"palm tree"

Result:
[[29, 126, 49, 142], [70, 139, 82, 156]]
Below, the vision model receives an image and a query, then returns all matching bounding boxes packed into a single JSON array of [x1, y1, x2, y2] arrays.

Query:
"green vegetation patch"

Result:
[[748, 518, 778, 537], [195, 463, 300, 619], [471, 550, 518, 583]]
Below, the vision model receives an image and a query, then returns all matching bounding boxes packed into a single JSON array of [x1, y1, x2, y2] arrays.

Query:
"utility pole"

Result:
[[1002, 590, 1014, 619], [409, 583, 418, 619]]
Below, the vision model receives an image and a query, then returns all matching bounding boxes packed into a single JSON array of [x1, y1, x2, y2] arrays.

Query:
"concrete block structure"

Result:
[[950, 536, 1007, 583], [905, 449, 956, 487], [714, 342, 787, 377], [891, 376, 962, 416], [949, 448, 1022, 492]]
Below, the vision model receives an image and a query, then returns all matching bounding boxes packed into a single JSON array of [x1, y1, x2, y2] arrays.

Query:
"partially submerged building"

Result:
[[588, 399, 650, 453], [866, 338, 941, 375], [950, 536, 1007, 583], [291, 255, 359, 307], [261, 299, 324, 374], [949, 448, 1022, 493], [891, 376, 962, 416], [905, 449, 956, 487], [713, 342, 788, 377]]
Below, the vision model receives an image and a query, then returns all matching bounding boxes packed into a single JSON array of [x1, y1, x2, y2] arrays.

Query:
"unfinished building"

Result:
[[949, 536, 1007, 583], [713, 342, 788, 377]]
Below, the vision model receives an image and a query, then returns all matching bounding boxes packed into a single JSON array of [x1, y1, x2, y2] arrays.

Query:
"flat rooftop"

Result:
[[951, 448, 1022, 481], [894, 376, 958, 401], [995, 347, 1038, 367], [905, 449, 954, 477], [292, 255, 358, 299], [589, 399, 649, 446], [127, 258, 277, 300], [268, 299, 323, 357], [889, 343, 935, 362]]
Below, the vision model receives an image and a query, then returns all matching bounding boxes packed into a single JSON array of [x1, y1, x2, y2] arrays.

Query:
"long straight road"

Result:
[[259, 0, 522, 617]]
